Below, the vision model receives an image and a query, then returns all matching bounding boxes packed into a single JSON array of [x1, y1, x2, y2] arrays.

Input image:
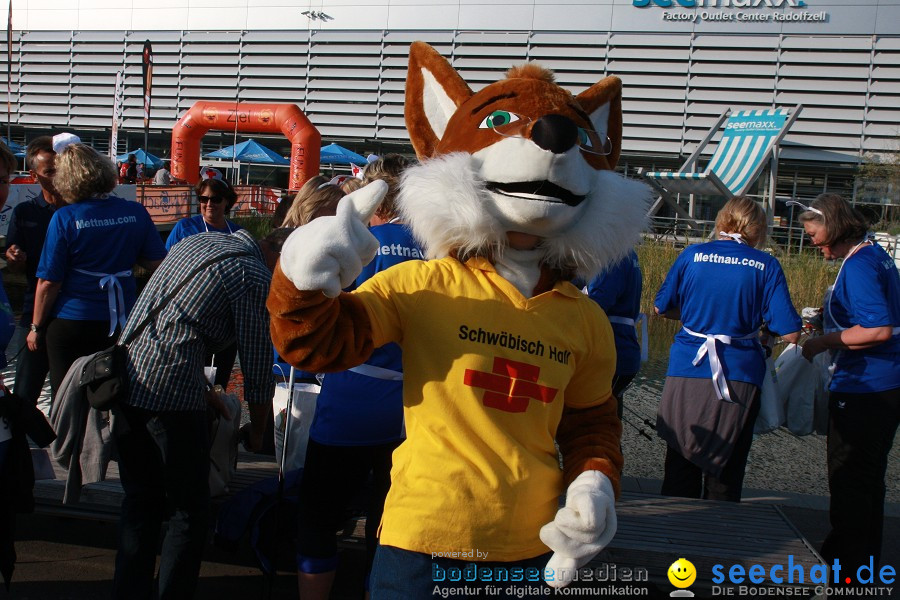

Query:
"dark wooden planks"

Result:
[[33, 458, 825, 598], [596, 492, 826, 597]]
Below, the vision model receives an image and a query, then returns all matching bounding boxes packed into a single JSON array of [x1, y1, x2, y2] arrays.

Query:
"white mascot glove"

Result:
[[539, 471, 617, 589], [279, 180, 387, 297]]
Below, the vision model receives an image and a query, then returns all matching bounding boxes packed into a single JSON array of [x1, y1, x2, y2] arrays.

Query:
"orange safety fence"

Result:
[[232, 185, 280, 216], [135, 185, 194, 224], [135, 184, 280, 225]]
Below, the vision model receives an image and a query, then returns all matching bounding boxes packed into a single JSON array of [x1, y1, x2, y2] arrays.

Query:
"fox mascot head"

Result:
[[398, 41, 650, 282]]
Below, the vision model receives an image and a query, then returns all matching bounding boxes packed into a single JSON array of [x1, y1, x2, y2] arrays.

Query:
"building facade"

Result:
[[2, 0, 899, 213]]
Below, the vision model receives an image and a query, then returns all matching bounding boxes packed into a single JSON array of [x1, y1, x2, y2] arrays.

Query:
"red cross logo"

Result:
[[464, 357, 558, 413]]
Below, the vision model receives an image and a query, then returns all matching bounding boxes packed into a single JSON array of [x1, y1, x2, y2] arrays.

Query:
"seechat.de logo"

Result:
[[668, 558, 697, 597]]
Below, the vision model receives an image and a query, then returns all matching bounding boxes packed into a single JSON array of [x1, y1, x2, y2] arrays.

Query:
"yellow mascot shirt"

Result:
[[354, 256, 615, 562]]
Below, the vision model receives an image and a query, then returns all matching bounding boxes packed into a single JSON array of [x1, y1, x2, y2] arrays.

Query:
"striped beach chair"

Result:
[[643, 105, 802, 224]]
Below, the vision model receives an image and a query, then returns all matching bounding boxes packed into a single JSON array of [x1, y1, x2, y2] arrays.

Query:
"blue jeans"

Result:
[[370, 544, 551, 599], [113, 404, 210, 600]]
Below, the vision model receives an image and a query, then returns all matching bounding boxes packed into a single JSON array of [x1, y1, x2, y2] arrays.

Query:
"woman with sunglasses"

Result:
[[798, 193, 900, 579], [165, 177, 243, 251], [165, 177, 244, 389]]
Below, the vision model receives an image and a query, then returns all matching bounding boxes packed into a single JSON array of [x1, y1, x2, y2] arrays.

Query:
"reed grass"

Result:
[[230, 215, 275, 239], [637, 240, 839, 351], [638, 240, 838, 314]]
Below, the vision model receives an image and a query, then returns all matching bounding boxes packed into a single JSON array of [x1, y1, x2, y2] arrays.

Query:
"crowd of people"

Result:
[[116, 153, 171, 185], [0, 132, 897, 597]]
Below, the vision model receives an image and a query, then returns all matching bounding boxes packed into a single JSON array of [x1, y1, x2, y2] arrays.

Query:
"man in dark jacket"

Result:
[[4, 136, 65, 408], [112, 228, 288, 599]]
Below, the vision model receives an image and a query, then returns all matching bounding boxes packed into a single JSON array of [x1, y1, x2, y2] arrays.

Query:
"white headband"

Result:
[[719, 232, 746, 244], [51, 133, 81, 153], [786, 200, 824, 217]]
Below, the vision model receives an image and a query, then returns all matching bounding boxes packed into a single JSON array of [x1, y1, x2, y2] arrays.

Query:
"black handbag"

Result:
[[77, 250, 251, 410], [79, 344, 130, 410]]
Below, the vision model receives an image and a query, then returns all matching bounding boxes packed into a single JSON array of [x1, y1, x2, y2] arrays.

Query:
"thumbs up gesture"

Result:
[[279, 180, 387, 297]]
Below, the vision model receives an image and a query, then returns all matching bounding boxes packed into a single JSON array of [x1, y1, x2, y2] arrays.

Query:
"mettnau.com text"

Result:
[[75, 215, 138, 230]]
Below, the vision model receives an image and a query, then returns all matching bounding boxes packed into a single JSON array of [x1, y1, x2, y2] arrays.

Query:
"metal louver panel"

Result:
[[0, 28, 895, 161]]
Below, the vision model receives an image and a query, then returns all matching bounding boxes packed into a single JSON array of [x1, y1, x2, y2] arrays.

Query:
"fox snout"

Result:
[[531, 114, 579, 155]]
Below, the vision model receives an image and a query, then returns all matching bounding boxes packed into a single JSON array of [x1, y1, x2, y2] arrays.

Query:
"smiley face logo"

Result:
[[668, 558, 696, 589]]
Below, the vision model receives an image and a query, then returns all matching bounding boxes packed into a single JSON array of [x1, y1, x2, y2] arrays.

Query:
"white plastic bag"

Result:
[[754, 357, 783, 434], [209, 390, 241, 497], [774, 343, 821, 436], [272, 381, 320, 472]]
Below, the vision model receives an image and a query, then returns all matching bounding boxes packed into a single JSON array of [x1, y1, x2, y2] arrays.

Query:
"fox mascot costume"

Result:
[[268, 42, 651, 595]]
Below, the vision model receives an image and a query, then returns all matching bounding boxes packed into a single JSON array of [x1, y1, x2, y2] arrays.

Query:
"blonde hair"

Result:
[[340, 177, 364, 194], [362, 154, 413, 220], [282, 175, 344, 227], [54, 143, 118, 203], [714, 196, 767, 248]]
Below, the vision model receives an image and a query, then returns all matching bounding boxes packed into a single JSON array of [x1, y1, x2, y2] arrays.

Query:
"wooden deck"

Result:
[[33, 450, 280, 521], [33, 452, 825, 597], [597, 493, 825, 596]]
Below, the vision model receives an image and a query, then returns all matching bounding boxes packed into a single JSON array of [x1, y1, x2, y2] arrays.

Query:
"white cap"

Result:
[[200, 167, 224, 181], [51, 133, 81, 154]]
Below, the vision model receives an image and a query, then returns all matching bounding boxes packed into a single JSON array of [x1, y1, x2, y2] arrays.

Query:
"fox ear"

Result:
[[405, 42, 473, 159], [575, 76, 623, 168]]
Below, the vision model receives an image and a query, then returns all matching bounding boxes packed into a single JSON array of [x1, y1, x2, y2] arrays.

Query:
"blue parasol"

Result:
[[205, 139, 289, 165], [319, 143, 366, 165], [116, 148, 165, 169], [1, 137, 24, 153]]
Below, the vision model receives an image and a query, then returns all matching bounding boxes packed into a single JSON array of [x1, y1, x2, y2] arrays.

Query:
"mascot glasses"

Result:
[[482, 109, 613, 156]]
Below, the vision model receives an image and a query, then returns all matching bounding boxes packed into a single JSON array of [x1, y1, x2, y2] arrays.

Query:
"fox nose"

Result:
[[530, 114, 579, 154]]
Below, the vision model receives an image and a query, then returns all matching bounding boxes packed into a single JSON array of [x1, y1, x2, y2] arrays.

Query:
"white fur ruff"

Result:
[[398, 153, 652, 280]]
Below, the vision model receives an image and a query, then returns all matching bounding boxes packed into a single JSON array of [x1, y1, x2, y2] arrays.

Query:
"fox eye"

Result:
[[577, 127, 594, 148], [479, 110, 520, 129]]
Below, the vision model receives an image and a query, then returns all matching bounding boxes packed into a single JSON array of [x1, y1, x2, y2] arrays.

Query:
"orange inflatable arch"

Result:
[[171, 101, 320, 190]]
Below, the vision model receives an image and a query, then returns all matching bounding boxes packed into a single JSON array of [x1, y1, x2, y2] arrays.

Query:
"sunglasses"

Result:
[[197, 195, 225, 204]]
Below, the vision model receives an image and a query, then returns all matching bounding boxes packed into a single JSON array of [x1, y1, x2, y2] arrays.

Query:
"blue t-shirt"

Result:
[[655, 240, 801, 387], [586, 250, 642, 377], [310, 222, 423, 445], [165, 215, 243, 251], [36, 197, 167, 322], [826, 243, 900, 393]]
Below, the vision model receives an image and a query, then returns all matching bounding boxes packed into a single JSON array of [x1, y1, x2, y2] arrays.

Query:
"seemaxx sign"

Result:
[[634, 0, 807, 6]]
